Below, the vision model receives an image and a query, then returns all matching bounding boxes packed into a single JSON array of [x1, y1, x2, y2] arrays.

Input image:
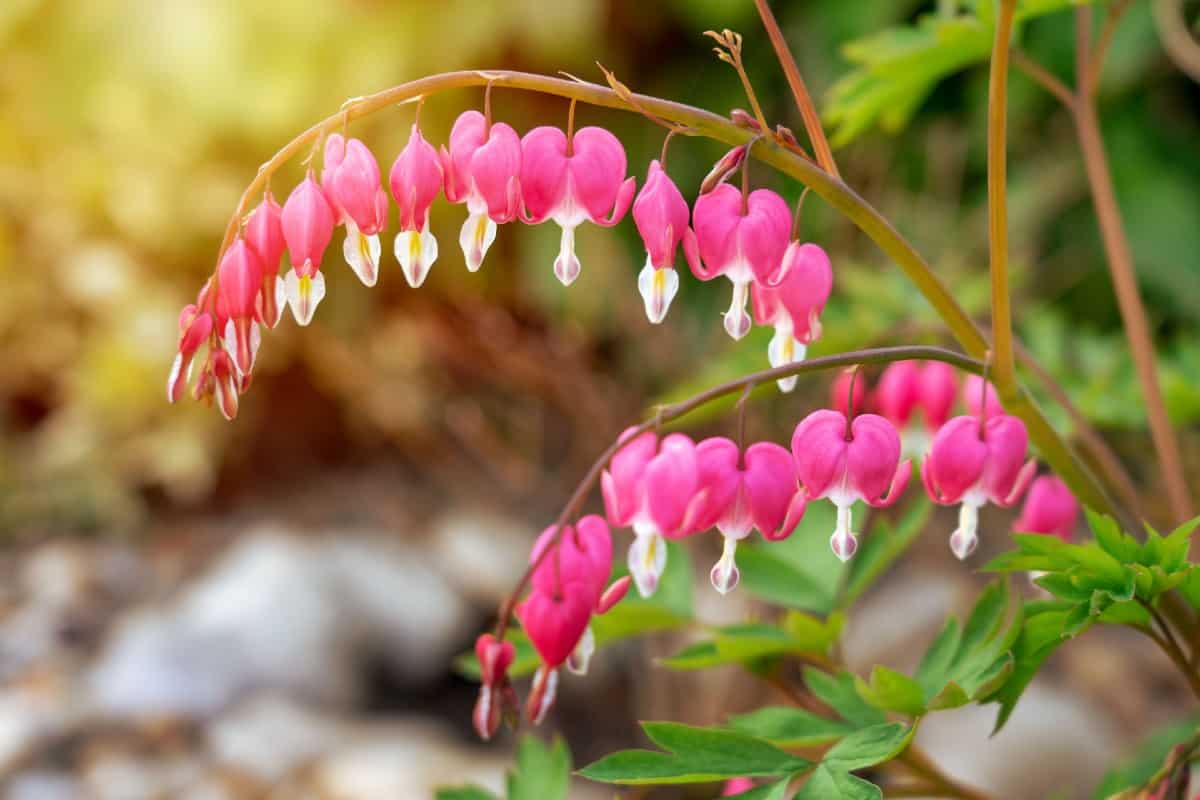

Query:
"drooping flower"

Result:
[[281, 173, 336, 325], [922, 414, 1037, 559], [964, 374, 1004, 420], [694, 438, 806, 594], [631, 160, 698, 323], [691, 183, 791, 340], [167, 303, 214, 404], [244, 193, 286, 329], [791, 410, 911, 561], [831, 368, 869, 417], [472, 633, 516, 741], [441, 110, 522, 272], [1014, 475, 1079, 542], [750, 242, 833, 390], [876, 361, 959, 456], [520, 125, 636, 286], [193, 348, 240, 421], [517, 515, 629, 723], [217, 238, 264, 377], [389, 123, 444, 288], [322, 134, 389, 287], [601, 430, 708, 598]]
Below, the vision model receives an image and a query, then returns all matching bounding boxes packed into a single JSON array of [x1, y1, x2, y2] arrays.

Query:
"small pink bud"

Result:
[[474, 633, 516, 687], [245, 194, 286, 329], [209, 350, 240, 421], [217, 239, 265, 376], [723, 777, 756, 796], [597, 575, 632, 614], [525, 664, 560, 725], [1014, 475, 1079, 541], [964, 374, 1004, 420], [691, 184, 791, 340], [520, 125, 636, 286], [700, 145, 747, 194], [792, 410, 910, 561], [922, 415, 1037, 559], [167, 305, 214, 404]]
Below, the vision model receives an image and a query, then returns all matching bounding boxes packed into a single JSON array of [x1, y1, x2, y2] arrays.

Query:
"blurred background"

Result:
[[0, 0, 1197, 797]]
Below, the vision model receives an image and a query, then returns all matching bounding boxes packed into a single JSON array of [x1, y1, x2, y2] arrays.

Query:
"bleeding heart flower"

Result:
[[217, 238, 264, 377], [281, 173, 335, 325], [529, 516, 613, 612], [601, 430, 709, 598], [167, 303, 214, 404], [1014, 475, 1079, 542], [389, 123, 444, 288], [750, 242, 833, 391], [193, 349, 240, 421], [695, 438, 807, 594], [472, 633, 516, 741], [516, 585, 591, 723], [691, 183, 791, 340], [441, 110, 522, 272], [792, 409, 911, 561], [920, 362, 958, 430], [922, 414, 1037, 559], [831, 368, 870, 417], [877, 361, 960, 457], [244, 194, 286, 329], [520, 124, 636, 286], [632, 160, 699, 323], [322, 134, 389, 287]]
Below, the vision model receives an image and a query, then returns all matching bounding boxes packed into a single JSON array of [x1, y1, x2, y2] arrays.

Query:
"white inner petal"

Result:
[[637, 259, 679, 324]]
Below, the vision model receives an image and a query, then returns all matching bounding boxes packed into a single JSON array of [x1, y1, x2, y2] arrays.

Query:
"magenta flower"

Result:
[[244, 193, 286, 329], [877, 361, 959, 456], [964, 374, 1004, 420], [516, 585, 591, 722], [723, 778, 755, 796], [691, 184, 791, 340], [389, 123, 444, 288], [217, 238, 264, 377], [322, 134, 389, 288], [472, 633, 516, 741], [631, 160, 699, 323], [1014, 475, 1079, 542], [519, 125, 636, 286], [601, 429, 708, 598], [750, 242, 833, 390], [441, 110, 522, 272], [167, 303, 213, 404], [922, 415, 1037, 559], [920, 362, 958, 430], [791, 410, 911, 561], [831, 368, 869, 417], [695, 438, 806, 594], [281, 173, 335, 325], [196, 349, 240, 421]]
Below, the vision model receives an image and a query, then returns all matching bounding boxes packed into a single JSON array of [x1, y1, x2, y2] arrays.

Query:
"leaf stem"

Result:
[[752, 0, 840, 176], [1135, 599, 1200, 701], [987, 0, 1018, 392], [895, 744, 994, 800]]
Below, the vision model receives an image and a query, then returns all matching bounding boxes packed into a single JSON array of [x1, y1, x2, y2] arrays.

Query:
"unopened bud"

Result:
[[700, 145, 747, 194], [597, 576, 632, 615], [525, 665, 559, 725], [730, 109, 762, 131]]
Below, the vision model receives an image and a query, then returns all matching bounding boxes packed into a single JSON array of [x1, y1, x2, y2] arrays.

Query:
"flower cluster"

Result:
[[474, 516, 630, 737], [169, 114, 834, 417]]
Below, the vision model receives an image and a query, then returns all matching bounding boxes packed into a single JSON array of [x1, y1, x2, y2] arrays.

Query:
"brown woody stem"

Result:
[[987, 0, 1018, 392]]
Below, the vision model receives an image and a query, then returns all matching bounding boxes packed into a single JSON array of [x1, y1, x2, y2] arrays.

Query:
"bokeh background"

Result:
[[0, 1, 1197, 797]]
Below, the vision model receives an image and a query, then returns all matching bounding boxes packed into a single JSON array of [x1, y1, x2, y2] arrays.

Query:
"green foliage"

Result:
[[579, 722, 810, 785], [825, 0, 1095, 146], [725, 781, 792, 800], [790, 724, 912, 799], [854, 580, 1021, 717], [728, 667, 887, 748], [661, 613, 843, 671], [738, 502, 845, 614], [436, 735, 570, 800]]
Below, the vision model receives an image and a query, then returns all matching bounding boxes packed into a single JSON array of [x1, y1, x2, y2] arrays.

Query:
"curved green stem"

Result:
[[212, 68, 1115, 517], [987, 0, 1018, 390]]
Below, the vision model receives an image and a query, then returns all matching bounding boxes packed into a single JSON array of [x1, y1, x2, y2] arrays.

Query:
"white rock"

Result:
[[428, 511, 530, 603], [207, 693, 351, 783]]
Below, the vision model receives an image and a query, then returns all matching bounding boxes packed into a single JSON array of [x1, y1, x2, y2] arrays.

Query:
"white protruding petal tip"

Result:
[[637, 260, 679, 324], [628, 533, 667, 599], [460, 212, 497, 273], [395, 225, 438, 288], [554, 226, 581, 286], [566, 626, 596, 676], [831, 531, 858, 562], [949, 528, 978, 560], [709, 537, 740, 595], [343, 228, 381, 287], [723, 280, 752, 340], [284, 269, 326, 326]]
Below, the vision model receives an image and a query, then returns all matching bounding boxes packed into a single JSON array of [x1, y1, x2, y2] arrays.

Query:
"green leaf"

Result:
[[822, 723, 914, 772], [804, 668, 887, 729], [579, 723, 810, 785], [1087, 510, 1140, 563], [435, 787, 499, 800], [855, 666, 927, 717], [793, 764, 881, 800], [508, 735, 570, 800], [661, 617, 842, 672], [728, 706, 858, 747], [987, 603, 1079, 732], [839, 498, 932, 610], [739, 502, 844, 613]]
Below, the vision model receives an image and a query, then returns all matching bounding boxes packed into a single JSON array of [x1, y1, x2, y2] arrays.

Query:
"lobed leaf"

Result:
[[508, 735, 570, 800]]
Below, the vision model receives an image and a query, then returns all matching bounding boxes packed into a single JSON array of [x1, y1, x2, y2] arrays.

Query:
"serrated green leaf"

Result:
[[435, 787, 499, 800], [793, 764, 881, 800], [1087, 510, 1140, 563], [838, 498, 932, 609], [660, 619, 841, 672], [804, 668, 887, 729], [1034, 571, 1093, 603], [988, 604, 1078, 732], [915, 620, 962, 697], [508, 735, 570, 800], [1180, 567, 1200, 609], [580, 723, 810, 785], [728, 706, 858, 747], [855, 666, 927, 717], [822, 723, 914, 772]]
